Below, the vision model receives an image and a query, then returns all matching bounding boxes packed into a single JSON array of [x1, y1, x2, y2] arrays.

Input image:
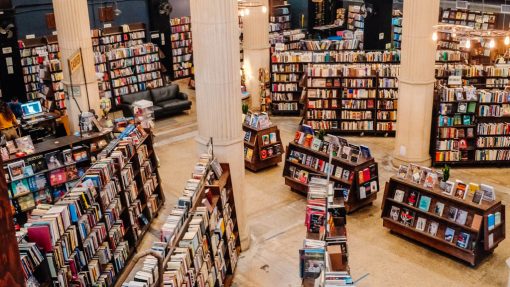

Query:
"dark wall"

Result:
[[289, 0, 307, 29], [364, 0, 393, 50], [12, 0, 150, 38], [168, 0, 190, 18]]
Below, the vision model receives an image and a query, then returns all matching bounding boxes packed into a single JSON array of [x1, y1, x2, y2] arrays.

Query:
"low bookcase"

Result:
[[283, 141, 379, 213], [381, 176, 506, 266], [243, 124, 284, 172]]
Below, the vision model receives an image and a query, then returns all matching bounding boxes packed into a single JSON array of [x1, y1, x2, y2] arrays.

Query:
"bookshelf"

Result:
[[170, 16, 193, 80], [46, 35, 66, 112], [391, 10, 402, 49], [21, 125, 165, 286], [121, 159, 241, 287], [440, 8, 497, 31], [346, 4, 364, 50], [3, 131, 113, 227], [18, 38, 47, 101], [431, 86, 510, 166], [381, 175, 506, 266], [108, 43, 164, 105], [243, 124, 283, 172], [283, 132, 379, 213], [269, 1, 292, 42], [304, 62, 399, 136]]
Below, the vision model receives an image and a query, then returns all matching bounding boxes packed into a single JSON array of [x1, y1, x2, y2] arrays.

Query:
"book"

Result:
[[23, 166, 34, 177], [244, 131, 251, 142], [393, 190, 405, 202], [455, 209, 468, 225], [447, 206, 458, 221], [418, 195, 431, 211], [311, 138, 322, 151], [456, 232, 470, 249], [415, 217, 427, 231], [442, 181, 455, 196], [15, 136, 35, 154], [434, 202, 445, 216], [444, 227, 455, 242], [495, 212, 501, 226], [262, 134, 270, 146], [423, 172, 437, 189], [10, 179, 31, 197], [488, 213, 495, 231], [419, 167, 432, 183], [397, 165, 408, 178], [428, 221, 439, 236], [472, 190, 483, 205], [26, 154, 47, 173], [360, 145, 371, 158], [389, 206, 400, 221], [8, 160, 25, 181], [453, 181, 467, 200], [407, 191, 418, 207], [269, 132, 277, 144], [349, 145, 360, 163], [399, 208, 415, 226], [407, 164, 421, 183], [45, 151, 64, 170], [480, 184, 495, 202], [466, 183, 480, 196]]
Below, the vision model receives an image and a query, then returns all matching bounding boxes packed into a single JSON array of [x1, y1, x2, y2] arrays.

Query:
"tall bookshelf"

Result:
[[381, 175, 505, 266], [46, 35, 66, 111], [269, 1, 292, 44], [282, 131, 379, 213], [170, 16, 193, 80], [18, 38, 47, 101], [108, 43, 164, 105], [432, 86, 510, 166], [346, 4, 364, 50], [304, 62, 399, 136], [21, 125, 165, 286], [391, 10, 402, 49]]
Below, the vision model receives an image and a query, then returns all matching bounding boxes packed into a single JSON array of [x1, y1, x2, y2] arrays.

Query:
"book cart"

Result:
[[118, 161, 241, 287], [381, 176, 506, 266], [243, 124, 283, 172], [283, 138, 379, 213]]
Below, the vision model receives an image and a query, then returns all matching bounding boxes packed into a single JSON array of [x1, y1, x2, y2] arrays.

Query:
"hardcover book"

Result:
[[415, 217, 427, 232], [434, 202, 445, 216], [399, 208, 415, 227], [407, 191, 418, 207], [444, 227, 455, 242], [389, 206, 400, 221], [393, 190, 405, 202], [453, 181, 467, 200], [418, 195, 431, 212], [447, 206, 458, 221], [456, 232, 470, 249], [428, 221, 439, 236], [45, 151, 64, 170], [26, 154, 47, 174], [455, 209, 468, 225]]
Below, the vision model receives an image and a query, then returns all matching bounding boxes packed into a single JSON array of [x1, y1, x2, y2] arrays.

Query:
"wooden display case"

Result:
[[283, 141, 379, 213], [243, 124, 284, 172], [381, 176, 506, 266]]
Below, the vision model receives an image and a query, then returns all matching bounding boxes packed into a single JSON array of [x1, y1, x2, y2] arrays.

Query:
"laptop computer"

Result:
[[21, 101, 43, 119]]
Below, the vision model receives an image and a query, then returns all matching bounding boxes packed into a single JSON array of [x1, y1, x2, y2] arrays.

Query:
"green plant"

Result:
[[442, 165, 450, 182], [317, 129, 326, 140], [242, 103, 249, 114]]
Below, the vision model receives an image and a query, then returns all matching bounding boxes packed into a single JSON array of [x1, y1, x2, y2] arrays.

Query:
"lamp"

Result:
[[113, 0, 122, 16]]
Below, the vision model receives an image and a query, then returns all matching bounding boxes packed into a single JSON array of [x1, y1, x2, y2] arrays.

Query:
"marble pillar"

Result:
[[53, 0, 100, 133], [191, 0, 250, 250], [243, 1, 270, 110], [393, 0, 440, 166]]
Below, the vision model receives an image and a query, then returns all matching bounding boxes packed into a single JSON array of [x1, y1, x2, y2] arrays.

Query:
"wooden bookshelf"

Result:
[[283, 141, 379, 213], [170, 16, 193, 80], [243, 124, 284, 171], [304, 63, 399, 136], [431, 86, 510, 166], [381, 176, 506, 266]]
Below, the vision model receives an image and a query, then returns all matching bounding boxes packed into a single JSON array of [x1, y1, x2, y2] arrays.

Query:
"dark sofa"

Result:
[[118, 84, 192, 119]]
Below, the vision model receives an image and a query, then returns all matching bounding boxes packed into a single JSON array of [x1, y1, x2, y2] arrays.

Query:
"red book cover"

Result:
[[50, 168, 67, 186], [27, 225, 53, 253], [363, 168, 371, 182]]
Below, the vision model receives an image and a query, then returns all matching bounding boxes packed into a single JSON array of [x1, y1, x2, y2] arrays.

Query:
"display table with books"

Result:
[[10, 125, 166, 286], [243, 111, 284, 172], [381, 164, 506, 266], [283, 126, 379, 213], [120, 156, 241, 287]]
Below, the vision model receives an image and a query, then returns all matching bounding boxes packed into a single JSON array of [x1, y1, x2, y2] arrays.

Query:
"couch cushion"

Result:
[[158, 99, 191, 110], [151, 85, 180, 104], [121, 90, 151, 105]]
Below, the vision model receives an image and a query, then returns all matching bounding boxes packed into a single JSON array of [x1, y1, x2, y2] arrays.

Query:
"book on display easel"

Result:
[[381, 163, 506, 266]]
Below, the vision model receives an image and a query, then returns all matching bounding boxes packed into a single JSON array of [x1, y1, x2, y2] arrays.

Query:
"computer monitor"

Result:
[[21, 101, 43, 118]]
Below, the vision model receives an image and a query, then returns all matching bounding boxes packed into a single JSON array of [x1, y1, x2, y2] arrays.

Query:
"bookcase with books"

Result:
[[269, 1, 292, 47], [108, 43, 164, 105], [346, 4, 364, 50], [18, 38, 47, 101], [300, 178, 352, 286], [391, 10, 402, 49], [120, 156, 241, 287], [46, 35, 66, 111], [304, 62, 399, 136], [3, 131, 113, 227], [381, 164, 506, 266], [243, 112, 284, 172], [19, 125, 165, 286], [432, 86, 510, 166], [283, 126, 379, 213], [170, 16, 193, 80]]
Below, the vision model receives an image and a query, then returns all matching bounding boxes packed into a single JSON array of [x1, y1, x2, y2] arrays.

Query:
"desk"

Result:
[[20, 113, 59, 142]]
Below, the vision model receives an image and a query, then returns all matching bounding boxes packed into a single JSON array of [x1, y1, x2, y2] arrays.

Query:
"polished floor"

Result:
[[132, 82, 510, 286]]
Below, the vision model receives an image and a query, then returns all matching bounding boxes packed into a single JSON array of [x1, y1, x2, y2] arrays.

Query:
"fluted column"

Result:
[[53, 0, 100, 133], [393, 0, 439, 166], [243, 1, 270, 110], [191, 0, 250, 250]]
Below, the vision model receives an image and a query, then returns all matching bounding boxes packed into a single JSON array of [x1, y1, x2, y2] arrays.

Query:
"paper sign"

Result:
[[448, 75, 462, 86], [104, 23, 112, 28], [26, 34, 35, 39], [69, 51, 82, 74], [2, 47, 12, 54]]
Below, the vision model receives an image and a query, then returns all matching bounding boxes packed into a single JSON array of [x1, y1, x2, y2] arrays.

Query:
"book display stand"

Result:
[[12, 125, 166, 286], [120, 158, 241, 287], [283, 128, 379, 213], [381, 169, 506, 266], [243, 112, 284, 172]]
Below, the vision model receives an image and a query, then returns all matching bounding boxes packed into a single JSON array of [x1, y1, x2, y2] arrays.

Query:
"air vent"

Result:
[[456, 1, 469, 10], [501, 4, 510, 14]]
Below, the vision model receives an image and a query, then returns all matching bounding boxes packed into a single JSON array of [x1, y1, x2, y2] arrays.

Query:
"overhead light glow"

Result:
[[505, 36, 510, 45], [262, 6, 267, 13], [465, 39, 471, 49], [489, 38, 495, 49], [432, 32, 438, 41]]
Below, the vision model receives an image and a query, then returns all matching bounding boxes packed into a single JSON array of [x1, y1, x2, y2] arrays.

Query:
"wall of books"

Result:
[[13, 125, 165, 286], [170, 16, 193, 80]]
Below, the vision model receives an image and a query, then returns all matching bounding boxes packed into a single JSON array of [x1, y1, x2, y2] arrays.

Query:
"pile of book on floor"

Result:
[[300, 178, 354, 287]]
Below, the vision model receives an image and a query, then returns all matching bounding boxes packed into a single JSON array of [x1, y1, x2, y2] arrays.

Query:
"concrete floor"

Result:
[[132, 81, 510, 287]]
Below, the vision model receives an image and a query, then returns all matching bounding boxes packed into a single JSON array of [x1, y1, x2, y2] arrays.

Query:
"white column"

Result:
[[393, 0, 439, 166], [191, 0, 250, 250], [243, 1, 270, 110], [53, 0, 100, 133]]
